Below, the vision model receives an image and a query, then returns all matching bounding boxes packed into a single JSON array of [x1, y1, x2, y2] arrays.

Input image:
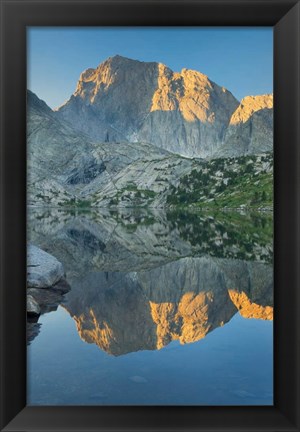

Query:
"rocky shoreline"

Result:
[[27, 244, 70, 343]]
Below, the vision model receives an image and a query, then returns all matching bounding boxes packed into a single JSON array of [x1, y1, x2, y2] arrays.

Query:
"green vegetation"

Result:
[[102, 206, 273, 263], [108, 184, 157, 206], [124, 183, 139, 192], [167, 208, 273, 263], [139, 189, 156, 198], [75, 199, 92, 208], [34, 153, 273, 213], [166, 153, 273, 209], [61, 198, 92, 208], [107, 210, 157, 233]]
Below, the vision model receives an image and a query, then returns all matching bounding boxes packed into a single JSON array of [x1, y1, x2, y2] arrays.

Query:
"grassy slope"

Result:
[[166, 153, 273, 209]]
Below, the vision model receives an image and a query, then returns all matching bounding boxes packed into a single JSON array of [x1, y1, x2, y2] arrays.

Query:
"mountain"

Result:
[[27, 89, 106, 203], [27, 54, 273, 209], [27, 89, 187, 207], [56, 55, 273, 159], [63, 256, 272, 356], [27, 89, 273, 209], [28, 208, 273, 275], [28, 208, 273, 355], [216, 94, 273, 157]]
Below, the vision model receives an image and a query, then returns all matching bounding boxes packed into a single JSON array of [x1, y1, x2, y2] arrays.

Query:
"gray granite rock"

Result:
[[27, 278, 71, 314], [216, 95, 273, 157], [26, 59, 273, 208], [27, 244, 64, 288], [27, 294, 41, 316], [27, 321, 41, 345], [57, 55, 240, 159]]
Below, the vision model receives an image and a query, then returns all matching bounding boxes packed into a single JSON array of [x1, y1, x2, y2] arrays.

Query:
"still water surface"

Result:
[[27, 208, 273, 405]]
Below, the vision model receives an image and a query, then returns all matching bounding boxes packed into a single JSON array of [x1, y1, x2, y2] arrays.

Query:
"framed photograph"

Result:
[[0, 1, 299, 431]]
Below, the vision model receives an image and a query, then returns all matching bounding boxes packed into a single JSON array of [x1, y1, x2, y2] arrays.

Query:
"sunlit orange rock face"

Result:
[[149, 63, 232, 124], [64, 257, 273, 356], [67, 273, 158, 356], [57, 55, 273, 158], [228, 290, 273, 320], [71, 287, 236, 355], [149, 289, 235, 349], [217, 94, 273, 157], [229, 94, 273, 125], [57, 55, 243, 158]]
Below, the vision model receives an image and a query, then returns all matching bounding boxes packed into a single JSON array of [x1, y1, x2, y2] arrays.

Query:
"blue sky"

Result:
[[27, 27, 273, 109]]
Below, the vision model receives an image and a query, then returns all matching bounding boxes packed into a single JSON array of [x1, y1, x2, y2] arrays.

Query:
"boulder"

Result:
[[27, 294, 41, 316], [27, 244, 64, 288], [27, 282, 70, 314], [27, 321, 41, 344]]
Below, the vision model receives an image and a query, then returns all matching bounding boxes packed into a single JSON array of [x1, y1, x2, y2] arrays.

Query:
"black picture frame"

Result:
[[0, 0, 299, 431]]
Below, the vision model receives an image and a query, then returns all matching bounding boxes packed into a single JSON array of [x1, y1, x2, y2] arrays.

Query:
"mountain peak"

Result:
[[230, 93, 273, 125], [103, 54, 136, 66], [56, 56, 272, 159], [27, 89, 54, 116], [77, 56, 144, 84], [58, 56, 240, 157], [107, 54, 135, 62], [99, 54, 156, 70]]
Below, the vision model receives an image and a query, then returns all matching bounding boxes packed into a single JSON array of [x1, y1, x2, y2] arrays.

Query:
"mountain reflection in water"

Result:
[[28, 208, 273, 356]]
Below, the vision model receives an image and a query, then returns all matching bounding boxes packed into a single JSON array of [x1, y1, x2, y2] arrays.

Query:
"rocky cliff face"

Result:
[[63, 256, 273, 356], [28, 208, 273, 355], [27, 90, 93, 205], [28, 89, 273, 209], [27, 89, 183, 207], [216, 94, 273, 157], [57, 55, 248, 158], [27, 56, 273, 208]]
